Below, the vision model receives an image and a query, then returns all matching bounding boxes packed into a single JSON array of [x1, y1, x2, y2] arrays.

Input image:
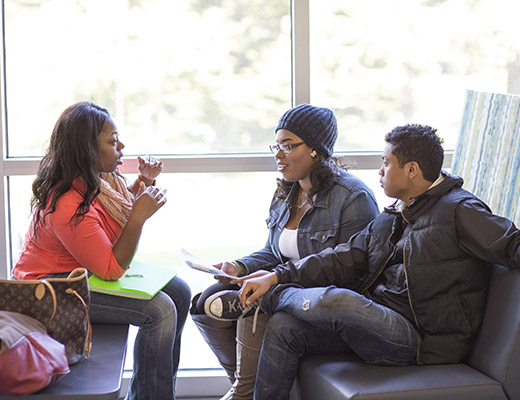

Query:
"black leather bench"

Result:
[[0, 324, 129, 400], [292, 264, 520, 400]]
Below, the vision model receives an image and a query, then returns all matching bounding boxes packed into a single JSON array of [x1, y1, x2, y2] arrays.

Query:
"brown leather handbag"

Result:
[[0, 268, 92, 365]]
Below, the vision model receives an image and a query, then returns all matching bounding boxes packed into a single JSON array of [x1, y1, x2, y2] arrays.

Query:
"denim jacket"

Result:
[[238, 169, 379, 274]]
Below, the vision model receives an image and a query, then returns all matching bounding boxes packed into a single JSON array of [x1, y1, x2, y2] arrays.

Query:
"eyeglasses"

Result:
[[269, 142, 305, 154]]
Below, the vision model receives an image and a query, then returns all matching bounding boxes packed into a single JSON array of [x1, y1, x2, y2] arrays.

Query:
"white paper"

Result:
[[181, 248, 236, 280]]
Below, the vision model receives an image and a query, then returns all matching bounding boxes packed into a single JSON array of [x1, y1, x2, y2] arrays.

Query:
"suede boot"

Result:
[[227, 313, 270, 400]]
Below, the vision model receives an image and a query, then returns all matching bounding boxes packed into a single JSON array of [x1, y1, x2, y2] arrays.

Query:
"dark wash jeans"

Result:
[[255, 285, 420, 400], [90, 276, 191, 400]]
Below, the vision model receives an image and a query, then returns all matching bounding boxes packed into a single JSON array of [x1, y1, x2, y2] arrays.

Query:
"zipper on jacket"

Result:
[[360, 249, 394, 294], [360, 214, 406, 294], [402, 239, 422, 364]]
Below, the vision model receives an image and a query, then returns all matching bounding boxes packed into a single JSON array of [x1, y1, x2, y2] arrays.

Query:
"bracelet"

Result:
[[230, 260, 247, 277], [137, 176, 157, 186]]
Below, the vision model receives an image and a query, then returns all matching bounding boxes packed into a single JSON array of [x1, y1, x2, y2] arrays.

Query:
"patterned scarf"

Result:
[[96, 172, 134, 228]]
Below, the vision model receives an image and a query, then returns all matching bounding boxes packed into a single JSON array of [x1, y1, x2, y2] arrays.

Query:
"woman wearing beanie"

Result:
[[190, 104, 380, 400]]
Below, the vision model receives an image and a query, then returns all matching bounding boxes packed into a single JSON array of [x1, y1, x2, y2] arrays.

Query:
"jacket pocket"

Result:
[[266, 211, 280, 229], [310, 228, 338, 245]]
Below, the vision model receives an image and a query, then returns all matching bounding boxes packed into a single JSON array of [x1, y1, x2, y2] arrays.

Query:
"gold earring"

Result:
[[310, 150, 317, 158]]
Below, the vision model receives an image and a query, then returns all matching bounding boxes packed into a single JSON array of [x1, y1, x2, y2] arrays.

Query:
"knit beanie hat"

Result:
[[276, 104, 338, 157]]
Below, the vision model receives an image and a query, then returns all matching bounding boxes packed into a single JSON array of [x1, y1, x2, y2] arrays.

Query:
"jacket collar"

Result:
[[285, 182, 329, 209], [384, 171, 463, 223]]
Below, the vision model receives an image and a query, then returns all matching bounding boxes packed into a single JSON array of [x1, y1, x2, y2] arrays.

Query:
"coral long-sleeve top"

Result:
[[12, 182, 126, 281]]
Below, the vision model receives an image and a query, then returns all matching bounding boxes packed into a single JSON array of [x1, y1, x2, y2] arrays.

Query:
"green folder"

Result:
[[88, 261, 177, 300]]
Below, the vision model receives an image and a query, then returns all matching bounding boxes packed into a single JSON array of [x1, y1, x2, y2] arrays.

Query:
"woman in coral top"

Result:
[[12, 101, 191, 400]]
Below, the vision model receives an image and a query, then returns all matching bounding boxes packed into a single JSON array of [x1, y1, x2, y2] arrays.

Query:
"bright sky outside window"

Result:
[[4, 0, 291, 157], [310, 0, 520, 151]]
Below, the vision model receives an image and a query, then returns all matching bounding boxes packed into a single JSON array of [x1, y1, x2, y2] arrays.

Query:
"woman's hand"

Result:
[[218, 261, 240, 276], [213, 262, 270, 285], [137, 155, 163, 185], [212, 261, 240, 284], [235, 271, 278, 308], [131, 182, 167, 223], [113, 183, 167, 268]]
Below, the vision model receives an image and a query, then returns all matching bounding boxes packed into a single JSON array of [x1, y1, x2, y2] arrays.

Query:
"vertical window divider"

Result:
[[0, 0, 10, 279], [292, 0, 310, 106]]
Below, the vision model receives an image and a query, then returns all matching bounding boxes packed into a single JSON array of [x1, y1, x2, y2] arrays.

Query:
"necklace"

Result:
[[291, 190, 310, 209]]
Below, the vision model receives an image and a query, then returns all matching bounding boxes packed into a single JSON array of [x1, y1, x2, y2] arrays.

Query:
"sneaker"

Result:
[[204, 290, 259, 321], [219, 386, 235, 400]]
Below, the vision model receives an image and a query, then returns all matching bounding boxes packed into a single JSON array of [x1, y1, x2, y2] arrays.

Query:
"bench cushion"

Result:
[[296, 353, 506, 400], [0, 324, 128, 400], [467, 265, 520, 400], [295, 264, 520, 400]]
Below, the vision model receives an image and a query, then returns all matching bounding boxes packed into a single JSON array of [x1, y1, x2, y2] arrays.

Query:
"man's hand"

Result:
[[234, 272, 278, 308]]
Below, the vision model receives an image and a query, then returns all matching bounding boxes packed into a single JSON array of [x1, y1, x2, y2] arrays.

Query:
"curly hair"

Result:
[[384, 124, 444, 182], [274, 154, 346, 202], [31, 101, 110, 234]]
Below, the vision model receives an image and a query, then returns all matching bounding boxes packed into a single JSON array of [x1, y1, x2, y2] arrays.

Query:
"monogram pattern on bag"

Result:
[[0, 270, 90, 364]]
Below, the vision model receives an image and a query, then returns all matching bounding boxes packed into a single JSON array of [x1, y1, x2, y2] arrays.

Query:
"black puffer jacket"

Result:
[[275, 172, 520, 364]]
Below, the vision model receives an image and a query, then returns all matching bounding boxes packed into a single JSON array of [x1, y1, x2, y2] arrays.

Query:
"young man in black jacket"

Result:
[[226, 123, 520, 400]]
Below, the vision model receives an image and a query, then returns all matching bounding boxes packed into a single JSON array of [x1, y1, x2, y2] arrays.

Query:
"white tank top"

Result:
[[279, 228, 300, 263]]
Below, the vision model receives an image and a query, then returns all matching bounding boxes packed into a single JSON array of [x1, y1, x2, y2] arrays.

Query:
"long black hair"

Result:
[[31, 101, 110, 233]]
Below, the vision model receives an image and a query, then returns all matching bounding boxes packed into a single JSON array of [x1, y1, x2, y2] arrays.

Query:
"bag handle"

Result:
[[65, 288, 92, 358], [38, 280, 57, 325], [65, 268, 92, 357], [42, 269, 92, 359]]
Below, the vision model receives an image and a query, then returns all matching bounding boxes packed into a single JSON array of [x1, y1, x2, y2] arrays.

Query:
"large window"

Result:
[[1, 0, 519, 397], [4, 0, 291, 156]]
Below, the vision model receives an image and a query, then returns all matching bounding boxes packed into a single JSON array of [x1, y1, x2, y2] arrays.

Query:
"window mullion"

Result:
[[292, 0, 310, 106], [0, 0, 10, 279]]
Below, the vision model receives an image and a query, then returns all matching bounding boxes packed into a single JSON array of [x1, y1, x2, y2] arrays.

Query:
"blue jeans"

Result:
[[255, 285, 420, 400], [90, 276, 191, 400]]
